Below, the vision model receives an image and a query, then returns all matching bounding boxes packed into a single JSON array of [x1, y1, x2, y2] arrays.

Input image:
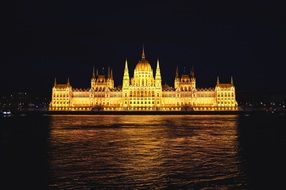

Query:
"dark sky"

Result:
[[2, 0, 286, 97]]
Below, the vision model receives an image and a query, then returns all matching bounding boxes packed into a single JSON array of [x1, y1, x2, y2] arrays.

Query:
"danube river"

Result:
[[1, 114, 285, 189]]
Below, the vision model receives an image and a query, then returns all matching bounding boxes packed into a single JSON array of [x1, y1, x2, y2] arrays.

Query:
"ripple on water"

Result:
[[48, 115, 248, 189]]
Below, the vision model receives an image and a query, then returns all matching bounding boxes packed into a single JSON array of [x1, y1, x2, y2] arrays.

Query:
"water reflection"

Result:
[[48, 115, 246, 189]]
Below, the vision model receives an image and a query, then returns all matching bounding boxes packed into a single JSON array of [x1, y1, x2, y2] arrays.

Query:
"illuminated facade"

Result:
[[49, 48, 238, 111]]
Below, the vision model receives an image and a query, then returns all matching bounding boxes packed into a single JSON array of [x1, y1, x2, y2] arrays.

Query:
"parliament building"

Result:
[[49, 48, 238, 111]]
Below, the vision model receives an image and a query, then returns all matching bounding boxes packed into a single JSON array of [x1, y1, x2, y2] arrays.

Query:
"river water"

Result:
[[1, 114, 285, 189]]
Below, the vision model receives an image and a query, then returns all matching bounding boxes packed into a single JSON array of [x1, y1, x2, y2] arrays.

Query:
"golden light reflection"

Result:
[[49, 115, 240, 187]]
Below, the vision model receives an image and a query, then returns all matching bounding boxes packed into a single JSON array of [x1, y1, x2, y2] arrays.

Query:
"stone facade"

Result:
[[49, 49, 238, 111]]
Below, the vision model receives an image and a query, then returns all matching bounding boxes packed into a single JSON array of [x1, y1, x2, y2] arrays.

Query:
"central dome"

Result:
[[135, 59, 152, 71], [134, 47, 152, 72]]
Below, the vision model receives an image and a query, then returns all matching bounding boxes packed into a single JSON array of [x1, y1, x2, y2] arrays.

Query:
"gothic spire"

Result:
[[123, 59, 129, 79], [142, 44, 145, 59], [54, 77, 57, 86], [155, 58, 161, 80], [231, 76, 233, 85], [176, 66, 179, 78], [156, 58, 160, 69], [67, 77, 70, 86]]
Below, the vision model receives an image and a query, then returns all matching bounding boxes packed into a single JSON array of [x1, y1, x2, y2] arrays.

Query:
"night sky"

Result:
[[2, 0, 286, 98]]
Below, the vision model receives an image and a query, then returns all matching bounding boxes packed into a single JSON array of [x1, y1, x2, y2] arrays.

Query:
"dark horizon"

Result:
[[2, 0, 286, 98]]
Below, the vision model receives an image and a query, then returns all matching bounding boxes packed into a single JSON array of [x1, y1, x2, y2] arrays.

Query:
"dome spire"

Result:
[[142, 44, 145, 59]]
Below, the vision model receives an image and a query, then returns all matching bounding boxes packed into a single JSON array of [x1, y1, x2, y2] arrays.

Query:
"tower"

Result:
[[122, 59, 130, 89], [190, 66, 196, 90], [91, 66, 96, 89], [107, 67, 114, 89], [155, 59, 162, 88], [174, 66, 180, 89], [122, 59, 130, 109], [155, 59, 162, 110], [110, 68, 114, 88]]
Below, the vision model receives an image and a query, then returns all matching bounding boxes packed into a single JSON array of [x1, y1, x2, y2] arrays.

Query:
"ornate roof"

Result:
[[181, 74, 191, 82], [216, 83, 233, 88], [135, 59, 152, 72], [134, 46, 153, 72], [54, 84, 70, 89]]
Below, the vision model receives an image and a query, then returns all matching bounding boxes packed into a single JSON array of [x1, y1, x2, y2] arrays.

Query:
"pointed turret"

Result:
[[155, 58, 162, 89], [54, 78, 57, 86], [174, 66, 180, 90], [67, 77, 70, 86], [155, 58, 161, 80], [122, 59, 130, 97], [190, 66, 196, 89], [122, 59, 130, 108], [231, 76, 233, 85], [96, 68, 98, 76], [91, 67, 96, 89], [154, 58, 162, 106], [123, 59, 129, 79], [123, 59, 130, 89], [107, 67, 114, 89]]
